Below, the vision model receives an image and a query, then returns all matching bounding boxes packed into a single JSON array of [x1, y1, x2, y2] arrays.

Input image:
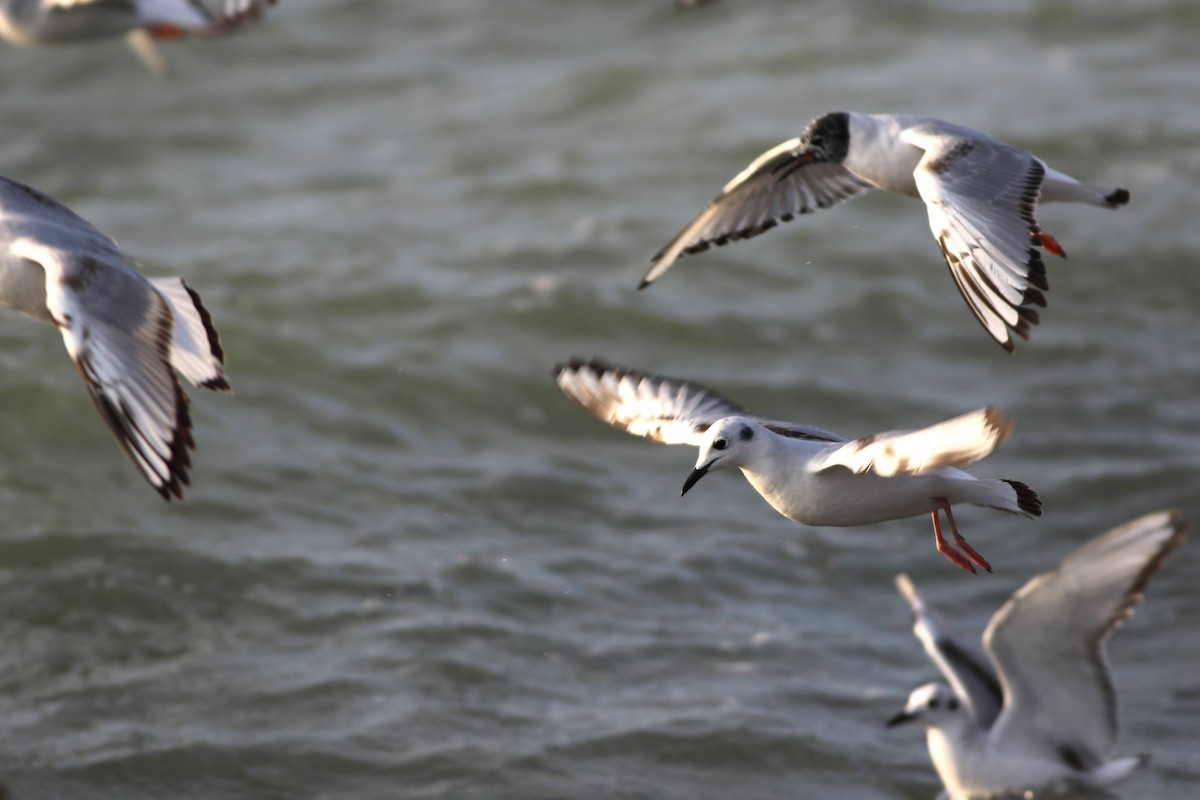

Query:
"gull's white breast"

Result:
[[737, 437, 973, 527]]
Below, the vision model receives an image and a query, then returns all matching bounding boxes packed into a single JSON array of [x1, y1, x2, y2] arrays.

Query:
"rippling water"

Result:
[[0, 1, 1198, 798]]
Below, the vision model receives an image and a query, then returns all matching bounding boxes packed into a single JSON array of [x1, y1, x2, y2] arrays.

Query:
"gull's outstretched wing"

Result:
[[0, 177, 128, 259], [904, 125, 1055, 353], [812, 406, 1012, 477], [641, 139, 873, 288], [555, 357, 842, 447], [555, 358, 749, 446], [895, 574, 1003, 729], [985, 511, 1186, 767], [0, 176, 215, 500], [14, 240, 197, 500]]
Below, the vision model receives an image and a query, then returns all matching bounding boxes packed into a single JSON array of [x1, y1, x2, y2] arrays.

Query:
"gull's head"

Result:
[[799, 111, 852, 165], [682, 416, 760, 496], [886, 683, 962, 730]]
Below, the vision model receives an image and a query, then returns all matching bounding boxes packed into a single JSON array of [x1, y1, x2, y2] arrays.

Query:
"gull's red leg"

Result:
[[939, 499, 993, 573], [931, 507, 975, 573]]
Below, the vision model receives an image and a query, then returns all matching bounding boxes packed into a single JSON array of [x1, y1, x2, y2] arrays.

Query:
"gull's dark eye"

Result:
[[928, 697, 940, 710], [947, 698, 959, 711], [810, 134, 825, 147], [713, 438, 728, 451]]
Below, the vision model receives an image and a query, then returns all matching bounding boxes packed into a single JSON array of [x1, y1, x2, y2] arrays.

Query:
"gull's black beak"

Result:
[[681, 461, 712, 496], [885, 710, 916, 728]]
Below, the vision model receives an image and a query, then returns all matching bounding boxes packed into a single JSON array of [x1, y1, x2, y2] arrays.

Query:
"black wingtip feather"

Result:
[[1025, 251, 1049, 291], [181, 280, 226, 365], [1021, 288, 1047, 309], [1105, 188, 1131, 207], [554, 357, 748, 422], [556, 356, 614, 379], [1002, 479, 1042, 517]]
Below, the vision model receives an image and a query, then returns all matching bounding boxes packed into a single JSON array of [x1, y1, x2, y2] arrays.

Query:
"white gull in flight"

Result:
[[641, 112, 1130, 352], [0, 0, 276, 73], [555, 358, 1041, 572], [0, 175, 230, 500], [887, 510, 1185, 799]]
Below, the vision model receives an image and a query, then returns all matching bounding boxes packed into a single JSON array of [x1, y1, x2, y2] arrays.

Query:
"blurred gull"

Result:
[[0, 176, 230, 500], [641, 112, 1130, 352], [0, 0, 276, 73], [888, 510, 1185, 799], [555, 357, 1041, 572]]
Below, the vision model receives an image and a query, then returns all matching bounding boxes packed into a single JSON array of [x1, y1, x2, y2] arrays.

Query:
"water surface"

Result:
[[0, 1, 1198, 798]]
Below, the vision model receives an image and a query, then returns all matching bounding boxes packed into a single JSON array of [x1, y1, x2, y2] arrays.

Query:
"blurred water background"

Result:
[[0, 1, 1198, 797]]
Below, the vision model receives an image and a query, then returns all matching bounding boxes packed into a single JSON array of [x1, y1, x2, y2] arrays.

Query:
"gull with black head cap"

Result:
[[641, 112, 1130, 352], [554, 358, 1041, 572], [887, 510, 1184, 799]]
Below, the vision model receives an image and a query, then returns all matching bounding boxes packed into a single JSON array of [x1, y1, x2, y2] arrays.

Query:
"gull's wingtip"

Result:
[[982, 405, 1014, 444], [555, 356, 611, 378], [200, 376, 233, 393], [894, 573, 918, 604], [639, 248, 677, 290], [1128, 508, 1186, 541], [1155, 507, 1184, 532], [1132, 508, 1187, 576], [638, 263, 665, 290]]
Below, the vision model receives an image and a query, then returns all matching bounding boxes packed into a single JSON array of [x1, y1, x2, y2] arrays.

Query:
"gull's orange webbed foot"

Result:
[[1033, 230, 1067, 258]]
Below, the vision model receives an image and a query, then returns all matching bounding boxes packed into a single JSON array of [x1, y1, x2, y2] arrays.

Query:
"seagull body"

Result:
[[642, 112, 1130, 352], [887, 511, 1185, 799], [0, 175, 229, 499], [0, 0, 274, 72], [696, 416, 1014, 529], [555, 358, 1041, 571]]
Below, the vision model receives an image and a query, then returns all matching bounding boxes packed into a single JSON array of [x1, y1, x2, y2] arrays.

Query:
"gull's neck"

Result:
[[735, 428, 828, 517], [925, 716, 990, 800], [843, 112, 924, 196]]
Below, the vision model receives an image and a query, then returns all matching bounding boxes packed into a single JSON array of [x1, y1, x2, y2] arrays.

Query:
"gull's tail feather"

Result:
[[1001, 479, 1043, 517], [967, 479, 1043, 518], [1102, 187, 1131, 208], [1062, 182, 1131, 209], [1040, 168, 1131, 209]]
